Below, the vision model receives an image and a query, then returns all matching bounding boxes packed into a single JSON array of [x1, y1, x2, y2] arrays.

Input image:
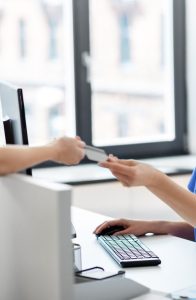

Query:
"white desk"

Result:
[[72, 207, 196, 294]]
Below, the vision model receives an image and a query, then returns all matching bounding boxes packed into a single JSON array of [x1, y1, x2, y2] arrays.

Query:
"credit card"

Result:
[[85, 145, 108, 162]]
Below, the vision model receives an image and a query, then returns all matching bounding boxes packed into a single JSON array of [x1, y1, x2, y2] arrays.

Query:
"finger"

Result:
[[113, 228, 131, 236], [108, 154, 118, 162], [98, 161, 114, 168], [100, 159, 136, 167], [78, 141, 86, 148], [111, 172, 131, 186], [94, 220, 124, 234], [80, 149, 85, 159], [94, 221, 114, 234], [93, 221, 109, 233], [113, 228, 130, 235], [100, 162, 132, 176], [109, 163, 134, 175]]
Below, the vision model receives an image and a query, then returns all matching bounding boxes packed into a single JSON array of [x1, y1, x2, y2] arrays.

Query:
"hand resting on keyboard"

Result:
[[94, 219, 158, 237], [95, 225, 125, 236], [94, 221, 161, 267]]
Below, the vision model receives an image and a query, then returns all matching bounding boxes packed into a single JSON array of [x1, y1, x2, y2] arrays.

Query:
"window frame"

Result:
[[73, 0, 187, 160]]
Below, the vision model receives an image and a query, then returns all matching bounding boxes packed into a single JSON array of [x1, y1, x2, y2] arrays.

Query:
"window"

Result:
[[0, 0, 76, 145], [73, 0, 187, 159], [0, 0, 186, 161], [42, 2, 61, 60]]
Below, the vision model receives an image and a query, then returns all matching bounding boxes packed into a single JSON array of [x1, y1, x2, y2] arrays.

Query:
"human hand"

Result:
[[94, 219, 163, 236], [49, 136, 85, 165], [99, 157, 159, 188]]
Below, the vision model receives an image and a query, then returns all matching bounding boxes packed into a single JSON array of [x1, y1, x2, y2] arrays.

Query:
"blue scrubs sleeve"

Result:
[[188, 168, 196, 193], [187, 168, 196, 241]]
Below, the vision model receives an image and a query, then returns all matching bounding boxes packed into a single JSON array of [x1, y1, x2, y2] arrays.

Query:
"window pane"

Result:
[[89, 0, 175, 146], [0, 0, 75, 144]]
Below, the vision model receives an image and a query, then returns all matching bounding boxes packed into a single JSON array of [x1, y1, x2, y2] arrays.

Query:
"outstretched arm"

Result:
[[0, 136, 85, 175], [100, 159, 196, 227], [148, 171, 196, 228]]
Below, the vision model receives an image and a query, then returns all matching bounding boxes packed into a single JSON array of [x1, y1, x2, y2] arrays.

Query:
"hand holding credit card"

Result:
[[85, 145, 108, 162]]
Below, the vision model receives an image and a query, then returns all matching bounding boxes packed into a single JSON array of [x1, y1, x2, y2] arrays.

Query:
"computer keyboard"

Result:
[[97, 234, 161, 267]]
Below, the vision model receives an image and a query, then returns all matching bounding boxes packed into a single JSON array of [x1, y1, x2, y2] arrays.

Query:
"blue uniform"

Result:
[[187, 168, 196, 241]]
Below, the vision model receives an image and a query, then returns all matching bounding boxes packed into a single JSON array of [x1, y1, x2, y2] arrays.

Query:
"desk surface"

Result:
[[72, 207, 196, 294]]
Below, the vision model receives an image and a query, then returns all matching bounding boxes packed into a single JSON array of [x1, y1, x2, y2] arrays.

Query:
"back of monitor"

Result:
[[0, 81, 32, 175], [0, 174, 73, 300]]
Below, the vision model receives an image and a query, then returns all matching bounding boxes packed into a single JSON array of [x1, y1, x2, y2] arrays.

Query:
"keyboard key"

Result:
[[148, 251, 158, 258]]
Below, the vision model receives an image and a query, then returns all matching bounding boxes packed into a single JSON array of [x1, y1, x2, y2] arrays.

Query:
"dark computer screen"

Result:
[[0, 81, 32, 175]]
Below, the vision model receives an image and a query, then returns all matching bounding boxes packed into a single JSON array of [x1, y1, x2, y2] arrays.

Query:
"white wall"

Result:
[[73, 175, 190, 221], [186, 0, 196, 153]]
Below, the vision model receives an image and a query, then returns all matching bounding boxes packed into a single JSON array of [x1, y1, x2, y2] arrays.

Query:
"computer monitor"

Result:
[[0, 174, 73, 300], [0, 81, 32, 175]]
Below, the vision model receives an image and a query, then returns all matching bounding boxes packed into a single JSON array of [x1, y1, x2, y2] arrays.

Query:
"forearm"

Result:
[[0, 146, 54, 175], [165, 221, 195, 241], [148, 221, 194, 241], [148, 171, 196, 227]]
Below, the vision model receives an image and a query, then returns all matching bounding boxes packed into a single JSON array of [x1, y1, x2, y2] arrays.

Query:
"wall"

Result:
[[73, 174, 190, 221]]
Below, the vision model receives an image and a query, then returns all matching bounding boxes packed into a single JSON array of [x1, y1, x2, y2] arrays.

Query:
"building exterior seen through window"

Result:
[[119, 12, 131, 65], [89, 0, 175, 146], [0, 0, 74, 144], [0, 0, 179, 153]]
